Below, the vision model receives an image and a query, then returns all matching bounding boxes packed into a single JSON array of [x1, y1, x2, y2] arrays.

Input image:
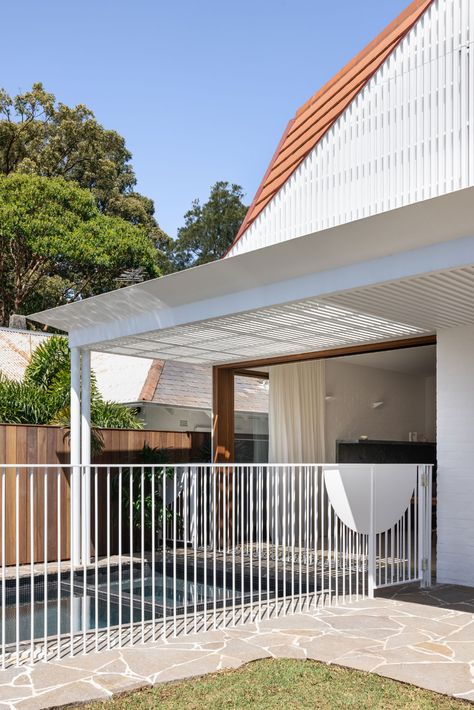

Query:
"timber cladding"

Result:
[[0, 424, 210, 566]]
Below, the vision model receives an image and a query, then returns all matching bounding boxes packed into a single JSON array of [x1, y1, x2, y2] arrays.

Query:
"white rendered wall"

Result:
[[325, 361, 434, 462], [229, 0, 473, 257], [437, 325, 474, 586], [141, 403, 268, 437]]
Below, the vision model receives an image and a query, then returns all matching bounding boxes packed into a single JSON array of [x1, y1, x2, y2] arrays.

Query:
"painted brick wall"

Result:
[[437, 325, 474, 586]]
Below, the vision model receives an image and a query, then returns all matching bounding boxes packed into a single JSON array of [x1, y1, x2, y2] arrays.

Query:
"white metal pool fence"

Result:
[[0, 463, 432, 668]]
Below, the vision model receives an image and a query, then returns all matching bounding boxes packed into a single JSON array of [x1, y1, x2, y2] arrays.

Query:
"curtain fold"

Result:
[[269, 360, 326, 463]]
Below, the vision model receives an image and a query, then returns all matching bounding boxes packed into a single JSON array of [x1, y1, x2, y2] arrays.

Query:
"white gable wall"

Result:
[[229, 0, 473, 257]]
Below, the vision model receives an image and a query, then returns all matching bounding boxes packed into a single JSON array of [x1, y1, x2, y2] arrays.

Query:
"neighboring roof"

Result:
[[0, 329, 268, 413], [150, 361, 269, 414], [91, 351, 153, 404], [0, 328, 52, 381], [229, 0, 434, 250]]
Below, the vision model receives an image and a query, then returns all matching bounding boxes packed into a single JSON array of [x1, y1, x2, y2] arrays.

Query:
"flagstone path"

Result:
[[0, 584, 473, 709]]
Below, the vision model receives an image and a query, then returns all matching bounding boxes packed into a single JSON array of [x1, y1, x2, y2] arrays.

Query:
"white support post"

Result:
[[81, 349, 91, 565], [70, 347, 81, 568]]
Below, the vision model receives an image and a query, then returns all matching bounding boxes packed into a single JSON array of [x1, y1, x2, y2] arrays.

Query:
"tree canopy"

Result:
[[0, 336, 142, 433], [0, 82, 172, 269], [170, 181, 247, 269], [0, 173, 159, 325]]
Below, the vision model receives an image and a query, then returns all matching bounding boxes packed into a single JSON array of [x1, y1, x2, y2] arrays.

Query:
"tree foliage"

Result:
[[0, 336, 142, 433], [0, 82, 172, 269], [0, 173, 159, 325], [171, 181, 247, 269]]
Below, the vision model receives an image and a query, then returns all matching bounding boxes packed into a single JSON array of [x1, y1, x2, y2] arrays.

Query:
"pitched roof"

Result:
[[150, 361, 269, 414], [230, 0, 434, 249]]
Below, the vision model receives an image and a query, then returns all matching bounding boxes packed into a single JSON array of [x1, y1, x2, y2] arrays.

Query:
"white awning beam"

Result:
[[28, 188, 474, 365]]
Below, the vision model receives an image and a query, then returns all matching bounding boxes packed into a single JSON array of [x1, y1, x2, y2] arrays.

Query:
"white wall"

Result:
[[140, 403, 268, 437], [437, 325, 474, 586], [325, 360, 434, 462], [141, 404, 211, 432]]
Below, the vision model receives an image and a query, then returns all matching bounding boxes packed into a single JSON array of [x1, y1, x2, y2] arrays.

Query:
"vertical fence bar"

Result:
[[368, 465, 376, 598], [29, 469, 34, 663], [328, 493, 332, 605], [184, 467, 188, 635], [305, 466, 313, 610], [140, 466, 145, 644], [57, 468, 62, 660], [266, 466, 270, 618], [44, 468, 49, 659], [298, 466, 302, 612], [118, 466, 122, 648], [291, 466, 295, 605], [249, 466, 253, 621], [107, 467, 111, 650], [313, 467, 319, 609], [240, 465, 244, 625], [321, 467, 325, 605], [212, 468, 217, 629], [1, 466, 5, 669], [282, 465, 287, 614], [232, 466, 236, 627], [274, 467, 279, 618], [223, 467, 226, 628], [82, 465, 87, 655], [129, 470, 134, 645], [193, 467, 198, 633], [173, 469, 177, 637], [15, 467, 20, 662], [151, 467, 156, 642], [162, 467, 167, 640], [94, 468, 99, 653]]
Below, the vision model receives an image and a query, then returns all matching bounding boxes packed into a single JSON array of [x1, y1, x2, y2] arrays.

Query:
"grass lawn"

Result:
[[83, 658, 470, 709]]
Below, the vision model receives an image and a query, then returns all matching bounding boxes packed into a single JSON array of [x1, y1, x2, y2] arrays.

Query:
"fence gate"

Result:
[[323, 463, 433, 595]]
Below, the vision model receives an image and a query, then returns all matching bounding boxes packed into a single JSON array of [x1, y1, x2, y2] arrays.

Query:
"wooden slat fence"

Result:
[[0, 424, 210, 566]]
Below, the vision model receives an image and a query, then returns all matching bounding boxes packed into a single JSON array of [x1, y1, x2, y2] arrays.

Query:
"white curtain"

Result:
[[269, 360, 326, 463]]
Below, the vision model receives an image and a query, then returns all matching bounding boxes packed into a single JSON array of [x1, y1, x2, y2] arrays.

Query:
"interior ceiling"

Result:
[[257, 344, 436, 376], [335, 344, 436, 376]]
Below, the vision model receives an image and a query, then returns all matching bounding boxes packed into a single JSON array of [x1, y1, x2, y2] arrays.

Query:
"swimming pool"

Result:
[[0, 567, 239, 647]]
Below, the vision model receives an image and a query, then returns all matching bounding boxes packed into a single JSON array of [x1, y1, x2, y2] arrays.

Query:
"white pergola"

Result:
[[30, 187, 474, 563]]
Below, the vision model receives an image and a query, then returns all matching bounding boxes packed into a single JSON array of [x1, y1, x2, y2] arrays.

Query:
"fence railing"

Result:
[[0, 463, 432, 668]]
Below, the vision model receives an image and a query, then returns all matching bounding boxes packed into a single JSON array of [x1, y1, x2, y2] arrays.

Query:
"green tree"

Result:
[[0, 173, 159, 325], [0, 336, 141, 434], [0, 82, 172, 269], [171, 181, 247, 269]]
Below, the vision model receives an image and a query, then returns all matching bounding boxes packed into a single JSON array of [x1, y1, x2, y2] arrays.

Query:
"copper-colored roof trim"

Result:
[[229, 0, 434, 250]]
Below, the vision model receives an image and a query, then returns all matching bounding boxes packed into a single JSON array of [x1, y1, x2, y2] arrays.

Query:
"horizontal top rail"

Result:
[[0, 461, 434, 471], [0, 462, 435, 469]]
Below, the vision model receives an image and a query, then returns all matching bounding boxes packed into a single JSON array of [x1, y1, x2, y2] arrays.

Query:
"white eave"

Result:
[[29, 188, 474, 365]]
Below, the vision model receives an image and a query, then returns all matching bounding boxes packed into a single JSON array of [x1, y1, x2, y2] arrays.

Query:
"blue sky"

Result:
[[1, 0, 411, 239]]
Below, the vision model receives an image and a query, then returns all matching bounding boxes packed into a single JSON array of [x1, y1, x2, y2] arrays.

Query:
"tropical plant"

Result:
[[118, 444, 176, 532], [0, 336, 142, 438]]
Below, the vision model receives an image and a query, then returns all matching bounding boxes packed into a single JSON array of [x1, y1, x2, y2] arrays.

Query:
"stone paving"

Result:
[[0, 584, 473, 709]]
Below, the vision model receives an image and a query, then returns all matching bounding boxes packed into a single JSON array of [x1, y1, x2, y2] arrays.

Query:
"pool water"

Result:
[[0, 573, 235, 647]]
